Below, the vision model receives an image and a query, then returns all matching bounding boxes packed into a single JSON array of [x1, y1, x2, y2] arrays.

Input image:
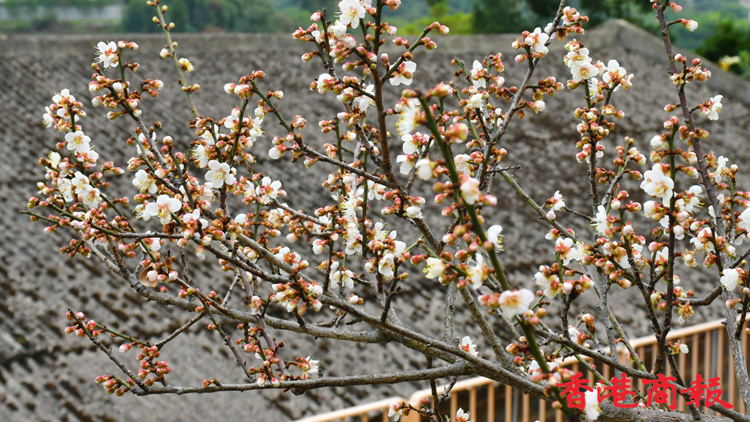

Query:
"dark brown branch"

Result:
[[136, 363, 472, 395]]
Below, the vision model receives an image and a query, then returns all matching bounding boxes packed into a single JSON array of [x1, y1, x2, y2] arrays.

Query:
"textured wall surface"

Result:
[[1, 20, 748, 421]]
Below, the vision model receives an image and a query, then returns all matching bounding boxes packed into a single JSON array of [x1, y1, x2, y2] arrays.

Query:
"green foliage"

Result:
[[695, 18, 750, 64], [471, 0, 528, 34], [396, 0, 473, 35], [4, 0, 119, 7], [525, 0, 559, 19], [123, 0, 294, 33], [123, 0, 159, 33], [579, 0, 652, 27]]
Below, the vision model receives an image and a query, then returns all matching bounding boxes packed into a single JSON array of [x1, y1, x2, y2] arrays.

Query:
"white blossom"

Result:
[[389, 61, 417, 86], [583, 389, 601, 420], [524, 27, 549, 55], [721, 268, 740, 291], [702, 95, 723, 121], [641, 164, 674, 205], [470, 60, 486, 88], [254, 177, 283, 205], [338, 0, 370, 29], [460, 177, 481, 205], [591, 205, 609, 236], [96, 41, 119, 69], [486, 225, 504, 251], [132, 169, 157, 194], [498, 289, 534, 318], [145, 195, 182, 224], [64, 131, 91, 154], [460, 336, 478, 356], [205, 160, 236, 188], [455, 408, 472, 422], [423, 257, 445, 281]]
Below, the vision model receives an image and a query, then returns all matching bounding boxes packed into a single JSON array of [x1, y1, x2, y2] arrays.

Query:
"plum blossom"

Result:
[[132, 169, 157, 194], [460, 336, 478, 356], [316, 73, 335, 94], [535, 268, 559, 298], [388, 403, 403, 421], [550, 190, 565, 211], [339, 0, 370, 29], [64, 131, 91, 154], [568, 326, 590, 347], [555, 237, 583, 265], [330, 20, 347, 38], [254, 177, 283, 204], [525, 27, 549, 55], [377, 253, 396, 280], [680, 185, 703, 213], [401, 133, 420, 155], [713, 156, 729, 183], [389, 60, 417, 86], [56, 178, 74, 202], [583, 389, 601, 420], [181, 209, 208, 232], [571, 62, 599, 82], [601, 60, 626, 86], [423, 257, 445, 281], [690, 227, 715, 253], [396, 154, 414, 174], [178, 58, 194, 72], [591, 205, 609, 237], [96, 41, 118, 69], [273, 247, 303, 277], [405, 205, 422, 219], [352, 84, 375, 111], [395, 98, 420, 136], [466, 93, 484, 110], [738, 207, 750, 233], [300, 356, 319, 379], [565, 47, 591, 69], [470, 60, 486, 88], [53, 89, 76, 110], [498, 288, 534, 318], [42, 106, 56, 128], [651, 135, 666, 151], [640, 164, 674, 205], [702, 95, 723, 120], [205, 160, 236, 188], [454, 154, 471, 175], [721, 268, 740, 291], [455, 408, 472, 422], [527, 359, 560, 380], [70, 171, 90, 191], [193, 145, 210, 168], [561, 6, 581, 25], [145, 195, 182, 224], [48, 151, 60, 168], [331, 268, 355, 290], [467, 254, 487, 289], [77, 149, 99, 164], [415, 158, 432, 180], [486, 225, 504, 251], [78, 184, 102, 209], [460, 177, 481, 205]]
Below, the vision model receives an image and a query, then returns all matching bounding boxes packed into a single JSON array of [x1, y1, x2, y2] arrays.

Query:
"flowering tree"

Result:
[[26, 0, 750, 421]]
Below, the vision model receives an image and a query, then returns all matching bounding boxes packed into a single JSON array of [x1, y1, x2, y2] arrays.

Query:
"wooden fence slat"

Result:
[[302, 319, 742, 422]]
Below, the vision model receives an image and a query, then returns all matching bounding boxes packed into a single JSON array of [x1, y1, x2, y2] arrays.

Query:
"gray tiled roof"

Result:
[[1, 20, 749, 421]]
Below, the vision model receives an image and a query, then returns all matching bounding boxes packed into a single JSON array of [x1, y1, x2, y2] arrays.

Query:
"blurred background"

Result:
[[2, 0, 750, 76], [3, 1, 750, 421]]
